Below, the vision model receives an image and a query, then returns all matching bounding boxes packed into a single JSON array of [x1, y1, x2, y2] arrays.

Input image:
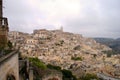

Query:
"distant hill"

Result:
[[94, 38, 114, 43], [116, 38, 120, 41], [94, 38, 120, 54]]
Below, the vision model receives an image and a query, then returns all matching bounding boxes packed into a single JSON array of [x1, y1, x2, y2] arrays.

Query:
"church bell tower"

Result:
[[0, 0, 9, 49]]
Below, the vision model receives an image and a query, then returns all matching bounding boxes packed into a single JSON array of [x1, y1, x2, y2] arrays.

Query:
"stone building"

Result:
[[8, 31, 20, 39], [33, 29, 52, 39], [25, 38, 38, 44]]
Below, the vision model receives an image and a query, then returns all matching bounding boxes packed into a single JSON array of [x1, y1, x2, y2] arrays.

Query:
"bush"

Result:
[[47, 64, 77, 80], [62, 69, 77, 80], [71, 57, 83, 61], [7, 40, 13, 49], [102, 50, 117, 57], [81, 73, 99, 80], [47, 64, 61, 71], [29, 57, 47, 69], [4, 50, 13, 54]]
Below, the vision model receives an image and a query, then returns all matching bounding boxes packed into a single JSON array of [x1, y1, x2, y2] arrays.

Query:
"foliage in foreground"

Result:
[[62, 69, 77, 80], [47, 64, 77, 80], [29, 57, 47, 69], [7, 40, 13, 49], [29, 58, 99, 80], [47, 64, 61, 71]]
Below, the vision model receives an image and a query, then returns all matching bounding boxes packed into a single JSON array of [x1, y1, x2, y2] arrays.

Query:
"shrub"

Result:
[[29, 57, 47, 69], [47, 64, 61, 71], [47, 64, 77, 80], [71, 57, 82, 61], [7, 40, 13, 49], [62, 69, 77, 80], [81, 73, 99, 80]]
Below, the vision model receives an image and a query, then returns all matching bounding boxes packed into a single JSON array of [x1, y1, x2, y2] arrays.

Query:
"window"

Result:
[[7, 74, 15, 80]]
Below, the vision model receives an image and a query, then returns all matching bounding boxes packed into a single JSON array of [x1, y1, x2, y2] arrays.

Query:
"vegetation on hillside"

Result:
[[47, 64, 61, 71], [29, 58, 77, 80], [94, 38, 120, 54], [0, 40, 13, 56], [7, 40, 13, 49], [102, 50, 118, 57], [47, 64, 77, 80], [79, 73, 99, 80], [62, 69, 77, 80], [29, 57, 47, 69], [71, 56, 83, 61]]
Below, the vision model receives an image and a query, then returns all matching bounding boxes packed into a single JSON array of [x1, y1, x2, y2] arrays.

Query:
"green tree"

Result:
[[7, 40, 13, 49], [47, 64, 61, 71], [29, 57, 47, 69], [62, 69, 77, 80], [81, 73, 99, 80]]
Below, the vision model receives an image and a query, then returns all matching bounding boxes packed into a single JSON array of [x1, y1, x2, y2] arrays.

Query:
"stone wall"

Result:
[[0, 51, 19, 80]]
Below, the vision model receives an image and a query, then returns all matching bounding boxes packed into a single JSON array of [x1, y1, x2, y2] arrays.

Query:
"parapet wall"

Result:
[[0, 51, 19, 80]]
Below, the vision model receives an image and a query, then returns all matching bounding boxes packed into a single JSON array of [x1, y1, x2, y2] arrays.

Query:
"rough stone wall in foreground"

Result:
[[0, 52, 19, 80]]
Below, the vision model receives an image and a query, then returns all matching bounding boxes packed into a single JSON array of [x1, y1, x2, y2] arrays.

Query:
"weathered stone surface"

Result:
[[0, 52, 19, 80]]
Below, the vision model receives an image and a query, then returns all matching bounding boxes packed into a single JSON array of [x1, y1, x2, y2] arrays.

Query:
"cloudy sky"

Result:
[[3, 0, 120, 38]]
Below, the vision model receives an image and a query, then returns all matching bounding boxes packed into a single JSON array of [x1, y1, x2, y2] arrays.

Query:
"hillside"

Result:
[[9, 29, 120, 79], [94, 38, 120, 54]]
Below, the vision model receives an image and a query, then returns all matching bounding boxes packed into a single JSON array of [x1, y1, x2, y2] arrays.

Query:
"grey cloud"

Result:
[[3, 0, 120, 38], [63, 0, 120, 38]]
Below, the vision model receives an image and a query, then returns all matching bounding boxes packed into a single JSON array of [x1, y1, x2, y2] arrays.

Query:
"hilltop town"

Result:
[[0, 0, 119, 79], [8, 28, 120, 79]]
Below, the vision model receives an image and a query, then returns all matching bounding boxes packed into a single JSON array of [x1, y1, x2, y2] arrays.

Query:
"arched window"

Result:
[[7, 74, 15, 80]]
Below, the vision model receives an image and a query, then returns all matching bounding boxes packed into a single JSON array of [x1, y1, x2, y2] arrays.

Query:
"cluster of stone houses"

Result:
[[8, 29, 120, 79]]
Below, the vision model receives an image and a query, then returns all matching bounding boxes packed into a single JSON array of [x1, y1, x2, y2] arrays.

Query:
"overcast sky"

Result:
[[3, 0, 120, 38]]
